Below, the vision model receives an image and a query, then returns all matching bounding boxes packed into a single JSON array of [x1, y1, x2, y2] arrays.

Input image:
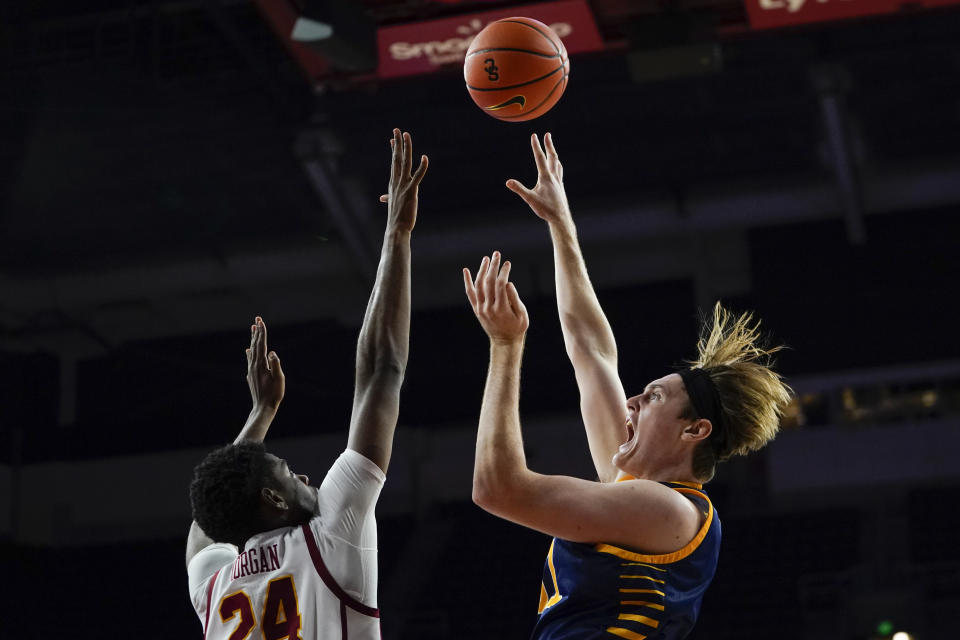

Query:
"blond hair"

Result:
[[684, 303, 793, 482]]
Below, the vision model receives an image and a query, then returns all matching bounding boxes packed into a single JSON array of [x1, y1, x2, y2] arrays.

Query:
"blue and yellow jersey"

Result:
[[532, 480, 720, 640]]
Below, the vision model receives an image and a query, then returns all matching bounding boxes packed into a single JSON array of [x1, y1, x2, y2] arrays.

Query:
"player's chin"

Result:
[[610, 449, 629, 474]]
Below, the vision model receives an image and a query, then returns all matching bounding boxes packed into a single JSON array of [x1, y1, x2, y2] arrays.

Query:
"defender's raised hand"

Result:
[[378, 128, 429, 232], [463, 251, 529, 345], [246, 316, 285, 412], [506, 132, 570, 224]]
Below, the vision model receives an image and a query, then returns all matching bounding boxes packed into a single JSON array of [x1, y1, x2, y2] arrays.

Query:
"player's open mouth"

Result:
[[622, 420, 635, 448]]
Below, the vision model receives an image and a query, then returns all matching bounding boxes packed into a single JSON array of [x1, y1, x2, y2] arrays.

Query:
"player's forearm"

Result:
[[345, 226, 411, 472], [548, 221, 618, 360], [355, 229, 411, 385], [473, 341, 529, 508], [233, 405, 277, 445]]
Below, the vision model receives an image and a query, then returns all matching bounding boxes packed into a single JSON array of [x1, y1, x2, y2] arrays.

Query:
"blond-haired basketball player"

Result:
[[186, 128, 427, 640], [462, 133, 792, 640]]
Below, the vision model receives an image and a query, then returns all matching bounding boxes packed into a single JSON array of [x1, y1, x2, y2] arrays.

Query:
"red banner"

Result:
[[376, 0, 603, 79], [745, 0, 960, 30]]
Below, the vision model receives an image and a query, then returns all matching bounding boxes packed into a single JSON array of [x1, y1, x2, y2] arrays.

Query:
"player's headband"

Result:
[[677, 367, 728, 459]]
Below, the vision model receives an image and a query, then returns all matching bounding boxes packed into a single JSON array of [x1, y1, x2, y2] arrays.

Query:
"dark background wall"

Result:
[[2, 1, 960, 639]]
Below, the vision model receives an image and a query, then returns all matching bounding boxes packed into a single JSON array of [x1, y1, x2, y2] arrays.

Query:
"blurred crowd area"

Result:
[[784, 369, 960, 429]]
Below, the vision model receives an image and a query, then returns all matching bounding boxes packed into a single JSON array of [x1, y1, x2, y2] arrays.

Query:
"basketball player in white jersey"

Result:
[[185, 128, 428, 639]]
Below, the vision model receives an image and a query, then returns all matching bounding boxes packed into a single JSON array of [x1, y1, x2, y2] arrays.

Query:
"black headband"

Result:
[[677, 367, 727, 458]]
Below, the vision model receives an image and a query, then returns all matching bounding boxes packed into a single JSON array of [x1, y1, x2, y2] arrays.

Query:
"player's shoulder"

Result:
[[605, 478, 707, 549], [338, 448, 387, 481], [187, 542, 238, 618], [660, 481, 714, 525], [188, 543, 238, 587]]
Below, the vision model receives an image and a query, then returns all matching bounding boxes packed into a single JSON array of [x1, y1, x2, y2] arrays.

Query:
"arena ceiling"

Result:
[[2, 0, 959, 361]]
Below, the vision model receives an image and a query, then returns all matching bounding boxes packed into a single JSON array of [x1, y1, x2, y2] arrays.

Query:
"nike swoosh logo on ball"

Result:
[[485, 95, 526, 111]]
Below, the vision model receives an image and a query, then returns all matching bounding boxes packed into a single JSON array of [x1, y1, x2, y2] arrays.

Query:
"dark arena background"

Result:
[[2, 1, 960, 638]]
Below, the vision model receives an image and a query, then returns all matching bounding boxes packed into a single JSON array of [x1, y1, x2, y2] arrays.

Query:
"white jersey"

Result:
[[188, 449, 386, 640]]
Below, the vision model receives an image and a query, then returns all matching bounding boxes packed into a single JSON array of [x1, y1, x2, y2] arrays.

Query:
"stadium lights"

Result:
[[290, 0, 375, 71], [292, 18, 333, 42]]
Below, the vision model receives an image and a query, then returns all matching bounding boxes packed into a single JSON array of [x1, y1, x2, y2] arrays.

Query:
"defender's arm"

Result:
[[186, 316, 284, 566], [346, 129, 427, 473]]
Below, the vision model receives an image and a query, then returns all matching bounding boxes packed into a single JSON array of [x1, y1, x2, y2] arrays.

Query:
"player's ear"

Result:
[[261, 487, 288, 511], [682, 418, 712, 443]]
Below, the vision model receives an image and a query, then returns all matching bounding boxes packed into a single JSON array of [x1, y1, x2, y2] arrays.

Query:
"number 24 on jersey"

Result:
[[219, 575, 302, 640]]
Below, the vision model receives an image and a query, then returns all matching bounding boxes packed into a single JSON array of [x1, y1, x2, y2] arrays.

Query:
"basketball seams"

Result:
[[466, 47, 560, 59], [464, 17, 568, 121], [495, 71, 568, 121], [466, 62, 565, 91], [495, 18, 561, 55]]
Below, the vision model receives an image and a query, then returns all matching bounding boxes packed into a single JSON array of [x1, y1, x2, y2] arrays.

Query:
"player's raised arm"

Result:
[[186, 316, 285, 565], [347, 128, 428, 473], [464, 252, 700, 553], [506, 133, 626, 483], [235, 316, 286, 444], [463, 251, 530, 506]]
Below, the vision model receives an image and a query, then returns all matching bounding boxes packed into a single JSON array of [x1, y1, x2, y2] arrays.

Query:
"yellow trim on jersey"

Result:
[[620, 562, 667, 572], [538, 539, 563, 614], [618, 588, 665, 596], [596, 488, 713, 565], [606, 627, 647, 640], [667, 480, 703, 489], [618, 575, 665, 584], [620, 601, 665, 611], [618, 613, 660, 628]]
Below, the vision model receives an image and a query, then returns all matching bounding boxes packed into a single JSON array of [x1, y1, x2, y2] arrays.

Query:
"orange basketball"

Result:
[[464, 17, 569, 122]]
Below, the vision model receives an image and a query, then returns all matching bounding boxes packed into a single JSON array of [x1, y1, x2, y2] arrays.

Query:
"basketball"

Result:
[[464, 17, 570, 122]]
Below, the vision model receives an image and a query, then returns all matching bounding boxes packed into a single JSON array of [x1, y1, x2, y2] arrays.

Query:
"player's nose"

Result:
[[297, 473, 310, 486]]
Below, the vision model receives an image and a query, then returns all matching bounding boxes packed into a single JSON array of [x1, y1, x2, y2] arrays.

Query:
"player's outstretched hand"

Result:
[[463, 251, 529, 345], [378, 128, 429, 233], [246, 316, 285, 412], [505, 132, 571, 224]]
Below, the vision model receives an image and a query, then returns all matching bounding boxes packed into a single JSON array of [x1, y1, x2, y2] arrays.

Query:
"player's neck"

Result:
[[617, 458, 698, 485]]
